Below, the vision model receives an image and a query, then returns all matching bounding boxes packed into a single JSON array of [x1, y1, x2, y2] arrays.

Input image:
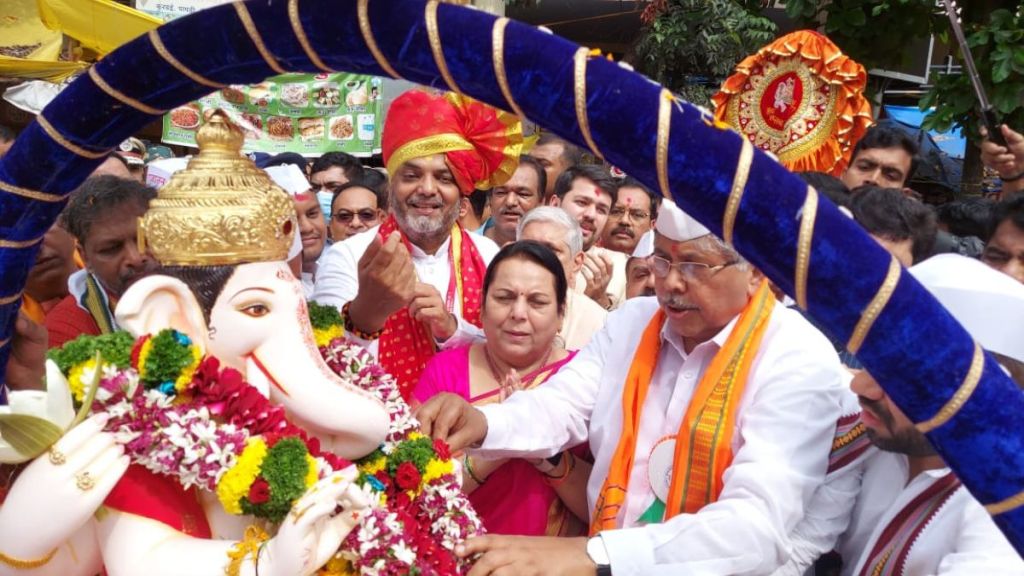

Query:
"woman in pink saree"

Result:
[[413, 241, 592, 537]]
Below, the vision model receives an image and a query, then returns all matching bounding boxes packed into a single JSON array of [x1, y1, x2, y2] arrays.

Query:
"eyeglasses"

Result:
[[609, 207, 650, 221], [648, 255, 736, 282], [333, 209, 379, 224], [311, 182, 346, 194]]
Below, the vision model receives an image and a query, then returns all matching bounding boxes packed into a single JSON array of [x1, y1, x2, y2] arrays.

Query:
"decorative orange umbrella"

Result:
[[712, 30, 873, 176]]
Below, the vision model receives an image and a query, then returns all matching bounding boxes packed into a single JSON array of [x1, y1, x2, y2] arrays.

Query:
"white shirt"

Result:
[[773, 389, 863, 576], [837, 451, 1023, 576], [475, 296, 846, 575], [560, 291, 607, 351], [312, 225, 500, 354]]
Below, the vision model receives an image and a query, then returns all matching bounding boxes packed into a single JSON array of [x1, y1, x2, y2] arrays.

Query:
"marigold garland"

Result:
[[308, 301, 347, 348]]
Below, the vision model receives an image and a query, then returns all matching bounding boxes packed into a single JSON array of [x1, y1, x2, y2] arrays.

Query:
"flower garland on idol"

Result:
[[47, 302, 482, 575]]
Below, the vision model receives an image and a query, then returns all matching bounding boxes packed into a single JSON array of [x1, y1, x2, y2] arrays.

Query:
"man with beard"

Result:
[[822, 256, 1023, 574], [314, 91, 519, 398], [417, 200, 845, 574], [45, 175, 158, 348], [483, 156, 545, 247], [601, 177, 659, 255], [548, 165, 627, 309]]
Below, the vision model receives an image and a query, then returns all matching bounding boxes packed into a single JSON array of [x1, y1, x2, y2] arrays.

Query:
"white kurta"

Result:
[[773, 390, 864, 576], [474, 296, 846, 575], [559, 290, 607, 351], [311, 225, 500, 354], [837, 450, 1023, 576]]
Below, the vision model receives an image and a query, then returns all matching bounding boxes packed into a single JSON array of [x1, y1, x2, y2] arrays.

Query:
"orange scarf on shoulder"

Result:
[[377, 216, 486, 400], [591, 280, 775, 533]]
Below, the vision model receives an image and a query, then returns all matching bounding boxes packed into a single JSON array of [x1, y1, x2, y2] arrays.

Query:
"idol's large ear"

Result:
[[114, 275, 208, 351]]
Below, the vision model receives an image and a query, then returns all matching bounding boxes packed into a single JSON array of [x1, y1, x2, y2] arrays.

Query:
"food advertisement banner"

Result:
[[162, 74, 384, 157]]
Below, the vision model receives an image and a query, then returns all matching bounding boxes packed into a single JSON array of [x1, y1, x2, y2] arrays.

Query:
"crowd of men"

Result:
[[2, 95, 1024, 575]]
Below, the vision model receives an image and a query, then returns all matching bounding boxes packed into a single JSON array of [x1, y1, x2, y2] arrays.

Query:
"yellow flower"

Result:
[[360, 456, 387, 475], [216, 438, 268, 515], [305, 454, 319, 488], [67, 358, 98, 403], [422, 458, 453, 485], [174, 345, 203, 393], [313, 325, 346, 349], [407, 431, 425, 441], [136, 338, 155, 380]]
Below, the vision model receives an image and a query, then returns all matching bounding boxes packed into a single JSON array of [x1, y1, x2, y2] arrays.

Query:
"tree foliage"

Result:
[[784, 1, 1024, 139], [630, 0, 777, 107]]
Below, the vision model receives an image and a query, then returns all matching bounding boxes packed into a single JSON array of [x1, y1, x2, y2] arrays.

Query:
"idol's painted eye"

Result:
[[240, 303, 271, 318]]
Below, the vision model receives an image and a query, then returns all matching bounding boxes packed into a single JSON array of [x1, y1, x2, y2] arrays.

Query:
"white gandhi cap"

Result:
[[910, 253, 1024, 363]]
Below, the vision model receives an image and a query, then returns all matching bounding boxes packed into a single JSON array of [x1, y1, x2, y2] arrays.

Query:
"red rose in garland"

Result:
[[396, 461, 422, 491]]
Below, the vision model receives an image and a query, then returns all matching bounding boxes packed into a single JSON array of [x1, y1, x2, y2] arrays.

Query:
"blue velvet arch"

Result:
[[1, 0, 1022, 554]]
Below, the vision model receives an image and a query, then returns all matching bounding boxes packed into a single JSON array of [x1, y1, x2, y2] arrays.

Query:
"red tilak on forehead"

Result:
[[594, 187, 605, 199], [294, 193, 311, 202]]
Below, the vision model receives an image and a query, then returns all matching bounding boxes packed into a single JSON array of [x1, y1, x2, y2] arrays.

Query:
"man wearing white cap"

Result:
[[791, 255, 1024, 575], [266, 164, 327, 297], [625, 230, 656, 299], [416, 199, 846, 574]]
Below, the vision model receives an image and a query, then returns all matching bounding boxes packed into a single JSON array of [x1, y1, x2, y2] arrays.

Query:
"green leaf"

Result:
[[845, 9, 867, 27], [0, 414, 64, 462], [993, 58, 1012, 84]]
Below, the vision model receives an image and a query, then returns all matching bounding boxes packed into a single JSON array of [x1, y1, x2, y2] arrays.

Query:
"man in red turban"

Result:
[[313, 90, 522, 399]]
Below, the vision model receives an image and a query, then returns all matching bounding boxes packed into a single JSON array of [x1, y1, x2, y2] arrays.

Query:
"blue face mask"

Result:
[[317, 190, 334, 223]]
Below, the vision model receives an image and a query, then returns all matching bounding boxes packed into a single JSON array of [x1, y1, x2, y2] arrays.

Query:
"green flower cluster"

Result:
[[240, 437, 315, 524], [47, 331, 134, 375], [307, 301, 345, 332]]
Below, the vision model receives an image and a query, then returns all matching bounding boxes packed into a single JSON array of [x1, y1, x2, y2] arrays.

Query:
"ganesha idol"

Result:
[[0, 113, 481, 576]]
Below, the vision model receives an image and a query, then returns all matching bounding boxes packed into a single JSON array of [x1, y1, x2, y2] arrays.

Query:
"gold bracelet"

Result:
[[0, 547, 58, 569], [226, 525, 269, 576]]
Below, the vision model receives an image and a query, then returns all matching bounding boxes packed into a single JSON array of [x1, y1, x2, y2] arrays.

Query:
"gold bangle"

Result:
[[0, 547, 58, 569]]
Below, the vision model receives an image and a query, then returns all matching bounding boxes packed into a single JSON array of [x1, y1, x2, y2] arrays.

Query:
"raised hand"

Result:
[[348, 232, 417, 333], [409, 282, 457, 341], [0, 414, 129, 558], [581, 250, 613, 308], [981, 125, 1024, 181], [415, 392, 489, 452], [498, 368, 523, 402], [261, 466, 369, 576]]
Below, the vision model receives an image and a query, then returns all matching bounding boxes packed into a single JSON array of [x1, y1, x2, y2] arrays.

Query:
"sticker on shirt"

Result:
[[637, 436, 675, 524]]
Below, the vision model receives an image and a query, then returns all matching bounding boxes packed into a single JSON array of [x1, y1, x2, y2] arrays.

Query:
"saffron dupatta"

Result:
[[377, 216, 486, 400], [591, 280, 775, 533]]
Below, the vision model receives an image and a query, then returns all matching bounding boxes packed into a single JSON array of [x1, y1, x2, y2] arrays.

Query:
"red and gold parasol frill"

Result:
[[712, 30, 873, 176]]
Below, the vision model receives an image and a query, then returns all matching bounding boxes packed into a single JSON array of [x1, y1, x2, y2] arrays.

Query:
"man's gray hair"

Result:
[[689, 234, 749, 270], [516, 206, 583, 257]]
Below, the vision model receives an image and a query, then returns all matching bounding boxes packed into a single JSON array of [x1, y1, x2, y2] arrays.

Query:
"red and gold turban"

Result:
[[712, 30, 873, 176], [382, 90, 523, 194]]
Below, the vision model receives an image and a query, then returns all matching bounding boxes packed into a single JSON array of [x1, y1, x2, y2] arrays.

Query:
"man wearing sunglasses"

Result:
[[329, 182, 386, 241], [417, 200, 845, 574]]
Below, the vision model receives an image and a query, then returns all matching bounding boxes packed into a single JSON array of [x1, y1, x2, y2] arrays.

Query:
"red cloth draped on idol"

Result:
[[712, 30, 874, 176]]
